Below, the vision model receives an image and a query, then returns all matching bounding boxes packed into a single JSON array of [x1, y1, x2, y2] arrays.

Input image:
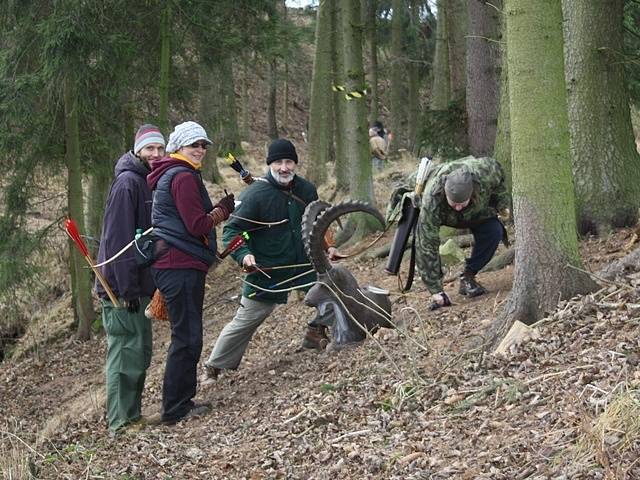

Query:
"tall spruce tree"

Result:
[[466, 0, 501, 157], [447, 0, 467, 104], [365, 0, 380, 123], [562, 0, 640, 234], [342, 0, 379, 240], [389, 0, 407, 152], [158, 0, 171, 134], [332, 0, 349, 192], [430, 0, 451, 110], [307, 0, 334, 186], [488, 0, 597, 348]]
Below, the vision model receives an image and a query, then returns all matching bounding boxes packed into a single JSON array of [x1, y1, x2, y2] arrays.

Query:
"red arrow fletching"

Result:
[[218, 234, 245, 259], [64, 218, 89, 257]]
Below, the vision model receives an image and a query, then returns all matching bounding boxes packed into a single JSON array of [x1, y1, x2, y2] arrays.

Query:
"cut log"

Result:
[[494, 320, 539, 355]]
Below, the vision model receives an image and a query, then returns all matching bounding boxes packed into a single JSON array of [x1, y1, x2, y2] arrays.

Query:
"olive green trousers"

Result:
[[101, 297, 152, 433]]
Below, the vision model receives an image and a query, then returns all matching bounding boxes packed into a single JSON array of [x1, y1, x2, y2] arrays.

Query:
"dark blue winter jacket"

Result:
[[96, 151, 155, 300]]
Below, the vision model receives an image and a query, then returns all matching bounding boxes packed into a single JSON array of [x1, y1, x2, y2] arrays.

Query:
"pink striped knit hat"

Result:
[[134, 124, 165, 154]]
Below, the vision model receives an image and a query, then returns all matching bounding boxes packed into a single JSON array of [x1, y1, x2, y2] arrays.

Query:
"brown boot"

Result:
[[200, 364, 221, 384], [301, 325, 329, 350]]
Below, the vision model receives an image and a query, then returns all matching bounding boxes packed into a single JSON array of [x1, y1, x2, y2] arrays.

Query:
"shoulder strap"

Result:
[[263, 177, 309, 207], [400, 219, 419, 292]]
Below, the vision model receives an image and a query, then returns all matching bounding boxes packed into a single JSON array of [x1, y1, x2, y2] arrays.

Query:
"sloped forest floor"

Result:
[[2, 151, 640, 479]]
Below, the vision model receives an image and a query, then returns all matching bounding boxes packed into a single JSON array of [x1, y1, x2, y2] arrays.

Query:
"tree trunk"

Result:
[[86, 160, 112, 255], [241, 58, 250, 140], [494, 44, 512, 195], [430, 0, 451, 110], [158, 0, 171, 134], [64, 71, 94, 341], [365, 0, 379, 123], [466, 0, 501, 157], [389, 0, 407, 152], [562, 0, 640, 235], [488, 0, 597, 349], [281, 1, 289, 133], [307, 0, 334, 186], [447, 0, 467, 103], [219, 57, 242, 158], [122, 101, 134, 153], [333, 0, 349, 192], [267, 58, 279, 140], [197, 56, 223, 184], [406, 0, 421, 153], [341, 0, 380, 240]]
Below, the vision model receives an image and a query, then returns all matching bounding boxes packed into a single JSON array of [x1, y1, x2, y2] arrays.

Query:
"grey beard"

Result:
[[272, 171, 295, 186]]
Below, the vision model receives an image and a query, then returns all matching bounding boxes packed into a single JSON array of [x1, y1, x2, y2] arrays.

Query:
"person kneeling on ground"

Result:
[[415, 156, 510, 310]]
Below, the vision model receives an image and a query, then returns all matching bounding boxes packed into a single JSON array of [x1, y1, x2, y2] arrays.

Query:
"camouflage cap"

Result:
[[444, 168, 473, 203]]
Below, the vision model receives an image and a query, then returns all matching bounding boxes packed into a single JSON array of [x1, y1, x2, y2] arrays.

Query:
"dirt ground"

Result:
[[2, 208, 640, 479]]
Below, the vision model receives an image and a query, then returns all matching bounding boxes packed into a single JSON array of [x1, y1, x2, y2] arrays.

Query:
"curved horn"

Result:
[[301, 200, 331, 249], [305, 200, 385, 274]]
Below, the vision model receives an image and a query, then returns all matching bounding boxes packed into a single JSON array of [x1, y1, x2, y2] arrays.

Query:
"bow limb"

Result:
[[228, 216, 289, 227], [92, 226, 154, 268]]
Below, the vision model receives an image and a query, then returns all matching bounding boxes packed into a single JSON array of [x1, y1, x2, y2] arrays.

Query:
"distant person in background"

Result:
[[96, 124, 165, 436], [369, 127, 387, 172], [372, 120, 390, 147], [146, 121, 235, 425]]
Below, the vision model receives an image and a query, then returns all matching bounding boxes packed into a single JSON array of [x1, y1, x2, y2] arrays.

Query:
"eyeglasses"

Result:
[[188, 142, 208, 150]]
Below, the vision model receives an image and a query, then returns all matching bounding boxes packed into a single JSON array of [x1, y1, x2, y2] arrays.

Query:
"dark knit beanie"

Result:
[[267, 138, 298, 165]]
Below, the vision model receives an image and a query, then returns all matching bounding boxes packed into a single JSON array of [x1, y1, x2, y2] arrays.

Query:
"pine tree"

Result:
[[365, 0, 380, 123], [488, 0, 597, 347], [307, 0, 335, 186], [341, 0, 380, 240], [562, 0, 640, 234], [332, 0, 349, 192], [466, 0, 501, 157], [430, 0, 451, 110], [389, 0, 408, 152], [447, 0, 467, 104]]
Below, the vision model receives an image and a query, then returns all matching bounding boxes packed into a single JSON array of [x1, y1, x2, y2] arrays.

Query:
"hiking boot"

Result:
[[203, 364, 221, 380], [149, 402, 212, 426], [181, 402, 211, 422], [109, 417, 148, 437], [301, 325, 329, 350], [458, 274, 487, 298]]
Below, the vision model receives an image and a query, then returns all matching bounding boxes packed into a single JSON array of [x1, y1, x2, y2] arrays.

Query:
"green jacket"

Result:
[[222, 171, 318, 304], [416, 156, 510, 293]]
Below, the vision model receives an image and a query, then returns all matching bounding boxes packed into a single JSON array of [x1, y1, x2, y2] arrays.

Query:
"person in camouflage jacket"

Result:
[[415, 156, 510, 309]]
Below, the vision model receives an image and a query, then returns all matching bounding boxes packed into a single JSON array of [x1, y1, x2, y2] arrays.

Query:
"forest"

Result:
[[1, 0, 640, 478]]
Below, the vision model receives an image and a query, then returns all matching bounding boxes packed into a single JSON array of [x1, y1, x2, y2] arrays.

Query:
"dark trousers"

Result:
[[466, 217, 504, 275], [152, 268, 206, 421]]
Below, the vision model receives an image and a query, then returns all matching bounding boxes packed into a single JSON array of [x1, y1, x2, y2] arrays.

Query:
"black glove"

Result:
[[126, 298, 140, 313], [215, 193, 235, 218], [429, 292, 451, 311]]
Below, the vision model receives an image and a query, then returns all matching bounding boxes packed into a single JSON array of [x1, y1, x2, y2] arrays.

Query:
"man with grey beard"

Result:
[[203, 139, 337, 380]]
